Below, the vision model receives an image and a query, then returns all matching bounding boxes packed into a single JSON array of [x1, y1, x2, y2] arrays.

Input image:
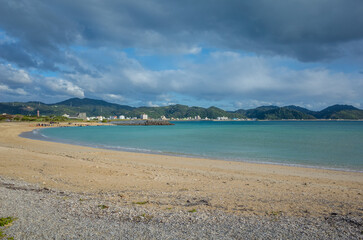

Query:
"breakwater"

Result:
[[112, 120, 174, 126]]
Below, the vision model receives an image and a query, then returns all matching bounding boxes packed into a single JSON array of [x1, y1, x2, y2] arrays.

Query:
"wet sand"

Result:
[[0, 122, 362, 216]]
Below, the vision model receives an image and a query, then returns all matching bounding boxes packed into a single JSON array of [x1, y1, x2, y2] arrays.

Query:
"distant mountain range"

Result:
[[1, 98, 363, 120]]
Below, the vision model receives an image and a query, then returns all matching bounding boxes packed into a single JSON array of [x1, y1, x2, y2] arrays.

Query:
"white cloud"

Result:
[[0, 64, 32, 85], [0, 31, 17, 44], [146, 101, 159, 107], [1, 48, 361, 109], [0, 1, 362, 109], [44, 78, 84, 98], [234, 100, 278, 109], [62, 50, 363, 108], [0, 84, 27, 95], [103, 93, 125, 103], [188, 47, 202, 55]]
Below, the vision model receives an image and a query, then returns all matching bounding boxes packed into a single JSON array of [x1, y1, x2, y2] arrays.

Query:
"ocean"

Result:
[[32, 121, 363, 172]]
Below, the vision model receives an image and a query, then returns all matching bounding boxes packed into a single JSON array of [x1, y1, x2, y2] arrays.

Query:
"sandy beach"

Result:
[[0, 122, 362, 217], [1, 122, 363, 238]]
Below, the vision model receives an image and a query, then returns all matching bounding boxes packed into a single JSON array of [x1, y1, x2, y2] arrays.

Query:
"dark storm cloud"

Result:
[[0, 0, 362, 108], [0, 0, 363, 70], [0, 43, 37, 68], [0, 0, 82, 71]]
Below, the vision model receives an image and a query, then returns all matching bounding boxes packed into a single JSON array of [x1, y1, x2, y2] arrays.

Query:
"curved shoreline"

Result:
[[0, 122, 362, 217], [24, 125, 363, 173]]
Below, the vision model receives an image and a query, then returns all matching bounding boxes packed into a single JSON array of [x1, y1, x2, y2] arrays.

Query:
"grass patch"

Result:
[[0, 230, 5, 239], [0, 229, 14, 240], [0, 217, 16, 240], [188, 209, 197, 213], [132, 201, 149, 205], [98, 204, 109, 209], [0, 217, 15, 227], [267, 210, 283, 217]]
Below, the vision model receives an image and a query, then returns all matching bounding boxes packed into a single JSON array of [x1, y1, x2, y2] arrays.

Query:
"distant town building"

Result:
[[217, 116, 229, 120], [37, 110, 40, 117], [119, 115, 125, 119], [97, 116, 104, 121], [140, 113, 148, 120], [195, 115, 201, 120], [62, 114, 70, 118], [77, 112, 87, 120], [160, 115, 167, 120]]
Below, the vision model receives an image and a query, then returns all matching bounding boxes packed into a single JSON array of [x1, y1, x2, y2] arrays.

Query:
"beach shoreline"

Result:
[[20, 126, 363, 174], [0, 122, 362, 217], [23, 122, 363, 173]]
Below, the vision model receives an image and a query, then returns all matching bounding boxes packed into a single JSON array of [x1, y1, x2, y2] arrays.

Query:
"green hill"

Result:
[[285, 105, 316, 116], [315, 105, 363, 119], [237, 106, 315, 120], [235, 104, 363, 120], [0, 98, 134, 117], [0, 98, 362, 120], [127, 105, 244, 119], [244, 106, 279, 119], [256, 107, 315, 120]]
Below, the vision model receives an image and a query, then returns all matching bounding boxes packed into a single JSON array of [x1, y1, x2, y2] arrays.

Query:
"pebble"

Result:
[[0, 177, 362, 239]]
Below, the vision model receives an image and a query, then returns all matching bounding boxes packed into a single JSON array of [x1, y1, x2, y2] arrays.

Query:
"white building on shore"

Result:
[[217, 116, 229, 120], [140, 113, 148, 120]]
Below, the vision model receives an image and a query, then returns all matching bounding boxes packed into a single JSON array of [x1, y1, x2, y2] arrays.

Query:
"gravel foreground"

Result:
[[0, 177, 362, 240]]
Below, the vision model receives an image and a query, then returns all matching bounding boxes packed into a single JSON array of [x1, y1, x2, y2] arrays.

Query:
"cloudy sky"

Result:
[[0, 0, 362, 110]]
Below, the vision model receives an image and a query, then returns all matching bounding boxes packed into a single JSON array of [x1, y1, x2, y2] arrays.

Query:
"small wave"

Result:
[[32, 129, 40, 134], [100, 144, 164, 154], [19, 128, 50, 141], [33, 129, 49, 139]]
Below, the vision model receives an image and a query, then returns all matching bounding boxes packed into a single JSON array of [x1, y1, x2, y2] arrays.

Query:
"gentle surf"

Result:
[[32, 121, 363, 172]]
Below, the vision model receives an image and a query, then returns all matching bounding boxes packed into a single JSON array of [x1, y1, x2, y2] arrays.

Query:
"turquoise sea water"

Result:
[[36, 121, 363, 171]]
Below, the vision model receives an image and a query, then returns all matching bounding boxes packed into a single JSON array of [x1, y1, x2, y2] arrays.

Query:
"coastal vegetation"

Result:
[[0, 217, 15, 227], [1, 98, 363, 120], [98, 204, 109, 209], [0, 114, 81, 122], [0, 216, 16, 240]]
